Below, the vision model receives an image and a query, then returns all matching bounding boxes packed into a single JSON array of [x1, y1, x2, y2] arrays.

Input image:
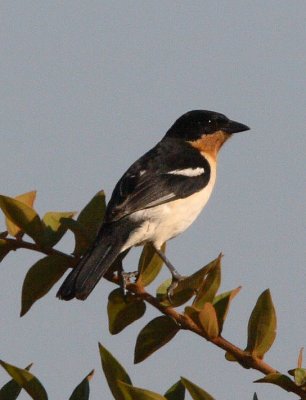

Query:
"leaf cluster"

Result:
[[0, 191, 305, 399], [0, 344, 230, 399], [3, 344, 305, 399]]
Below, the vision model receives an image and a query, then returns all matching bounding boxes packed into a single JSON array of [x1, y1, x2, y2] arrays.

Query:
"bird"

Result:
[[57, 110, 249, 301]]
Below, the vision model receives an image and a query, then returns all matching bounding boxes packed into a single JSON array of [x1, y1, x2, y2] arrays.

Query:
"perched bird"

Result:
[[57, 110, 249, 301]]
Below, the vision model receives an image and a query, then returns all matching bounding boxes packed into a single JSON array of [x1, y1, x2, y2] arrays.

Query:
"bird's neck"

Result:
[[188, 131, 231, 160]]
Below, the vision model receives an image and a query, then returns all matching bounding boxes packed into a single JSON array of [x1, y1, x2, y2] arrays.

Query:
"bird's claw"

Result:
[[167, 274, 185, 303], [120, 271, 138, 295]]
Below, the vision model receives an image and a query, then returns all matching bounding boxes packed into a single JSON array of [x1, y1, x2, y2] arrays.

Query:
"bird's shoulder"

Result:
[[104, 138, 211, 222]]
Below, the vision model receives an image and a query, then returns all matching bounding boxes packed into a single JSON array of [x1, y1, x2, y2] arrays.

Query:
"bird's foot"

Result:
[[167, 273, 185, 303], [120, 271, 138, 295]]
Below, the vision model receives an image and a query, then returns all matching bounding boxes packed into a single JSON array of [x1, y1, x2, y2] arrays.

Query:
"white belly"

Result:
[[121, 155, 217, 251]]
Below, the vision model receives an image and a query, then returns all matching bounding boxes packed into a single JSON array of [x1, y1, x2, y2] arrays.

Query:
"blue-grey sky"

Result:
[[0, 2, 305, 399]]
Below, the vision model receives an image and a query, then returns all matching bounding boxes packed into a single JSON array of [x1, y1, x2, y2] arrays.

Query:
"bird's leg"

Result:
[[153, 246, 182, 280], [107, 249, 138, 294], [119, 249, 138, 294], [153, 246, 184, 299]]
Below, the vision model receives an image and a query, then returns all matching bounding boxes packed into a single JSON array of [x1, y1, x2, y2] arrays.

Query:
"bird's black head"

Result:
[[164, 110, 250, 141]]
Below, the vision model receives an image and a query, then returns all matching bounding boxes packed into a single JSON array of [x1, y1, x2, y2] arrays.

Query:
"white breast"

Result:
[[121, 154, 217, 251]]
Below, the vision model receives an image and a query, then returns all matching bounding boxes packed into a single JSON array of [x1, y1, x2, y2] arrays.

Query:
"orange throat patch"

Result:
[[188, 130, 231, 160]]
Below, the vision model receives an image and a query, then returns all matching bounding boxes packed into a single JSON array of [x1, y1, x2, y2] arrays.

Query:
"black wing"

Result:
[[104, 138, 211, 222]]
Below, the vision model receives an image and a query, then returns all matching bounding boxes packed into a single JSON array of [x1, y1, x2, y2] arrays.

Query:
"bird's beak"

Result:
[[224, 120, 250, 134]]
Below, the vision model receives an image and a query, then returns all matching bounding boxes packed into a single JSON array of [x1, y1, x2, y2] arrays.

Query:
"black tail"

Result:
[[57, 224, 129, 301]]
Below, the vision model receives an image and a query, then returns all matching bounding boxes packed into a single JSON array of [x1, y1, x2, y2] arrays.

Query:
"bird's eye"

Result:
[[208, 119, 212, 124]]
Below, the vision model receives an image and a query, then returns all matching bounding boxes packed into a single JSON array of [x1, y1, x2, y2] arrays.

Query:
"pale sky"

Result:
[[0, 2, 305, 399]]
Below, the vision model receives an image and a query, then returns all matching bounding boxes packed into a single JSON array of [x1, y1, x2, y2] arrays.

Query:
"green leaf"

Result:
[[246, 289, 277, 358], [213, 287, 241, 332], [288, 368, 306, 387], [99, 343, 132, 400], [137, 243, 166, 286], [42, 211, 76, 247], [0, 379, 21, 400], [156, 279, 194, 308], [21, 254, 71, 316], [181, 377, 215, 400], [134, 316, 179, 363], [107, 289, 146, 334], [4, 191, 37, 237], [0, 239, 12, 263], [0, 360, 48, 400], [224, 352, 238, 362], [294, 368, 306, 387], [255, 373, 297, 392], [184, 306, 200, 326], [0, 195, 44, 244], [198, 303, 219, 339], [192, 255, 221, 309], [74, 191, 106, 255], [164, 380, 185, 400], [0, 363, 32, 400], [118, 381, 166, 400], [60, 218, 90, 255], [156, 258, 216, 307], [69, 370, 94, 400]]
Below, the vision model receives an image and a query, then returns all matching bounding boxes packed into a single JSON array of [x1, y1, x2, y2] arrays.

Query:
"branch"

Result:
[[2, 238, 305, 399], [3, 237, 75, 260], [120, 278, 306, 399]]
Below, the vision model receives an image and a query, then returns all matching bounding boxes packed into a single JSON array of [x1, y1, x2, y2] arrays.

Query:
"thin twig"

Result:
[[124, 280, 306, 399], [2, 238, 305, 399], [3, 237, 75, 260]]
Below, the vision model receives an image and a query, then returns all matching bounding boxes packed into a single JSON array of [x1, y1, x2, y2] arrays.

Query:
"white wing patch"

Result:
[[167, 167, 205, 177]]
